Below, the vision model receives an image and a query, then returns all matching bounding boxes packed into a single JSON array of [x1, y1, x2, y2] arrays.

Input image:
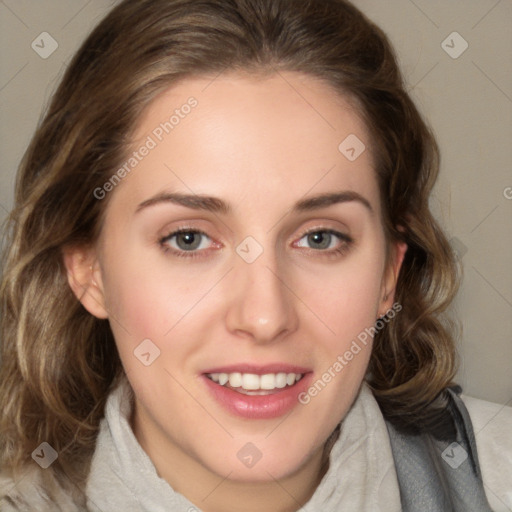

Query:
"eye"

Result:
[[295, 229, 352, 252], [160, 229, 213, 253]]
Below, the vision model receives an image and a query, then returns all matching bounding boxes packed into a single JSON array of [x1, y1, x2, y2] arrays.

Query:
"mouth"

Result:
[[205, 371, 305, 395], [201, 364, 312, 419]]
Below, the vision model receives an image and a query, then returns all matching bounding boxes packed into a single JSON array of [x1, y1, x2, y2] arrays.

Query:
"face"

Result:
[[69, 72, 405, 484]]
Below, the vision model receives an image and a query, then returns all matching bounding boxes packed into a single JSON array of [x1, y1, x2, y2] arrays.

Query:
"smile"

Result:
[[206, 372, 304, 395], [202, 365, 312, 419]]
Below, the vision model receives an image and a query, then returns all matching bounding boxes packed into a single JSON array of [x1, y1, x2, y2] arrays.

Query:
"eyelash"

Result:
[[158, 227, 354, 259]]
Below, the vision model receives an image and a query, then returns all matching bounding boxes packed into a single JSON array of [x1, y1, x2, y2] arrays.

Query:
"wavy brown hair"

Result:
[[0, 0, 459, 502]]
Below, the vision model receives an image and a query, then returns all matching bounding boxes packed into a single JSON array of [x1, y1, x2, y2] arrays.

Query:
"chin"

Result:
[[199, 438, 320, 484]]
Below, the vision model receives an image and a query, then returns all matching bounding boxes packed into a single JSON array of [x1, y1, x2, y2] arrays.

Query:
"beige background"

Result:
[[1, 1, 511, 406]]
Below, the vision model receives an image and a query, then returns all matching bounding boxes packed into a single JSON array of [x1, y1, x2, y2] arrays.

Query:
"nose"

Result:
[[224, 253, 299, 344]]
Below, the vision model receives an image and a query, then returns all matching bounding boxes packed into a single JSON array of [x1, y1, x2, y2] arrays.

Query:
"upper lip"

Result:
[[203, 363, 312, 375]]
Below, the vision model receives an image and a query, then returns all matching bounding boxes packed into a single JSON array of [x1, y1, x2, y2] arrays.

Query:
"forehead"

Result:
[[114, 71, 379, 215]]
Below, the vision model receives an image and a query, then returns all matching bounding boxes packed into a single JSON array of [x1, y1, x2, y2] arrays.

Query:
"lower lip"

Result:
[[202, 373, 313, 419]]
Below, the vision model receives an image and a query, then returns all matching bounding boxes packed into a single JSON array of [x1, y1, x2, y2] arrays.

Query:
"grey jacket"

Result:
[[386, 386, 493, 511]]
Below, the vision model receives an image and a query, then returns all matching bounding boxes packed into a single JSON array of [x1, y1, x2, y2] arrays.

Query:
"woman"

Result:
[[0, 0, 498, 510]]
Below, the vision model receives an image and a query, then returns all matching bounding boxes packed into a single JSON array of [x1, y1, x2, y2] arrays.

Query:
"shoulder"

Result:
[[0, 465, 84, 511], [0, 466, 41, 511], [462, 392, 512, 512], [384, 385, 495, 511]]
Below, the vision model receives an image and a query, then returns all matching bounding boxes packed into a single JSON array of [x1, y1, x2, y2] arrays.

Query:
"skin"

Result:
[[65, 71, 406, 512]]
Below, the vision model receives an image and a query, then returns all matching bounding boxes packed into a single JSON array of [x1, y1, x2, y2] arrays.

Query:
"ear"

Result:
[[378, 239, 408, 318], [62, 245, 109, 319]]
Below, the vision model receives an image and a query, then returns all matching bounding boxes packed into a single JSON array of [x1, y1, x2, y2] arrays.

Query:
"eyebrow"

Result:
[[136, 193, 230, 214], [295, 191, 373, 214], [135, 190, 373, 215]]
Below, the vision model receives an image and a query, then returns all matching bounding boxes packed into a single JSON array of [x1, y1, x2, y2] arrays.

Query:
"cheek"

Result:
[[102, 270, 172, 338], [99, 247, 227, 378], [100, 246, 214, 335], [294, 255, 384, 424], [295, 250, 385, 349]]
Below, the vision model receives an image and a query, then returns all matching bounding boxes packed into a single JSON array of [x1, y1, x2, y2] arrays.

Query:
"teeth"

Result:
[[242, 373, 260, 390], [228, 372, 242, 388], [260, 374, 275, 390], [208, 372, 304, 391], [275, 373, 287, 388]]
